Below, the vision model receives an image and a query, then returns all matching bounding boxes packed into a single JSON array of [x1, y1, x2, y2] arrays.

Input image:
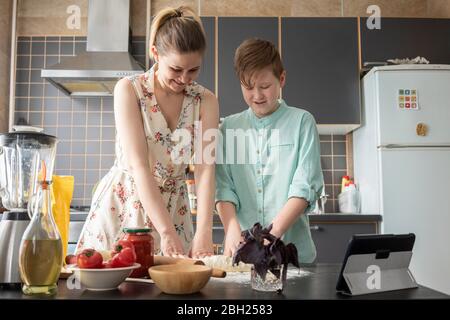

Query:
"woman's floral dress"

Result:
[[76, 65, 204, 254]]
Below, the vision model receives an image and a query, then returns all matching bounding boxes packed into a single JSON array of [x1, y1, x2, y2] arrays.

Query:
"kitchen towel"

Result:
[[51, 175, 74, 262]]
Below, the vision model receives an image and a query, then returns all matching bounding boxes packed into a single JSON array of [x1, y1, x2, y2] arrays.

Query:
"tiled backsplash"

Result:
[[14, 36, 347, 211], [14, 36, 146, 206], [319, 134, 347, 213]]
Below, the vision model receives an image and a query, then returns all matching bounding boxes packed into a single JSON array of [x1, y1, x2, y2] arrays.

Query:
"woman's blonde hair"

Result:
[[234, 38, 284, 88], [149, 6, 206, 61]]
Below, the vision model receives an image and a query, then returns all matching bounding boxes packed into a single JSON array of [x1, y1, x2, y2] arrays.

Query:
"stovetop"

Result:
[[70, 206, 90, 221], [70, 206, 90, 212]]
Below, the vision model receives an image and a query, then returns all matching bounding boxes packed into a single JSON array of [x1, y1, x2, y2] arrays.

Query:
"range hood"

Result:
[[41, 0, 144, 97]]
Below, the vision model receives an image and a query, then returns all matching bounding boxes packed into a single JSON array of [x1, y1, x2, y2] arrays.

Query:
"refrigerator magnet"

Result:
[[398, 89, 419, 110], [416, 123, 428, 136]]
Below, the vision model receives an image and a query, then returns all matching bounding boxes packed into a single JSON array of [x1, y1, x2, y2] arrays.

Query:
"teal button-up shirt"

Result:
[[215, 99, 324, 263]]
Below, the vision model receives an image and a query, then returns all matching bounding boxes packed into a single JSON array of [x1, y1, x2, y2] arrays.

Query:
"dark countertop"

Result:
[[0, 264, 447, 301]]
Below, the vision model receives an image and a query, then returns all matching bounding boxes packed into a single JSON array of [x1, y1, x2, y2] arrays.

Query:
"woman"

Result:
[[76, 6, 219, 258]]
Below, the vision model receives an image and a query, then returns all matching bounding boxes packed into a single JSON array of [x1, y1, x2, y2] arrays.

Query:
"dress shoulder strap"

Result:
[[191, 82, 206, 122], [126, 74, 145, 107]]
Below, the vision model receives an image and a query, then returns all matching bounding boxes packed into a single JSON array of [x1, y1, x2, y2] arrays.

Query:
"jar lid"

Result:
[[123, 227, 151, 233]]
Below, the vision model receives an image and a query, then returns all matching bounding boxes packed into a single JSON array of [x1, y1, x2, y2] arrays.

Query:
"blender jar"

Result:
[[0, 132, 57, 211]]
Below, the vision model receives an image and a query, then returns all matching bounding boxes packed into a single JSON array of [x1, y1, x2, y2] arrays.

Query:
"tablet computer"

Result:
[[336, 233, 416, 294]]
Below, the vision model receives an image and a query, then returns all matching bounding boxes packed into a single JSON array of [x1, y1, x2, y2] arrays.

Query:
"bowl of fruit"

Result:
[[66, 240, 140, 291]]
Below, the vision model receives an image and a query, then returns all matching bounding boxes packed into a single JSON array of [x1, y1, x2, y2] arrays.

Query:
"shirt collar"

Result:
[[247, 99, 287, 128]]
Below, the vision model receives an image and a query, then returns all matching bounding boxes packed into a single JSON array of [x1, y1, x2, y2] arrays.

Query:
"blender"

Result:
[[0, 132, 57, 287]]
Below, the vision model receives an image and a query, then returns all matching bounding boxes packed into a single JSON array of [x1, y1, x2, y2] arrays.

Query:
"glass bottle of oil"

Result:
[[19, 178, 62, 295]]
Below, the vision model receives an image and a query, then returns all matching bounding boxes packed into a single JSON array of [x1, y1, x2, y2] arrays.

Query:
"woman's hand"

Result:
[[160, 231, 187, 258], [190, 232, 214, 259], [223, 223, 242, 257]]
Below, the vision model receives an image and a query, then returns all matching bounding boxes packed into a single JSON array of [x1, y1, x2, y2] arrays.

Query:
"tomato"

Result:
[[76, 249, 103, 269], [65, 254, 77, 265], [110, 245, 136, 268], [102, 260, 113, 269], [112, 240, 135, 255]]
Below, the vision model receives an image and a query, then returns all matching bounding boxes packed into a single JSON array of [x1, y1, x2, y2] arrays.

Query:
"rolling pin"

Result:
[[153, 256, 226, 278], [153, 256, 204, 266]]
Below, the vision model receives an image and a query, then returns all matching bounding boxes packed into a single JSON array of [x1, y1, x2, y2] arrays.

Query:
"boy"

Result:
[[215, 38, 324, 263]]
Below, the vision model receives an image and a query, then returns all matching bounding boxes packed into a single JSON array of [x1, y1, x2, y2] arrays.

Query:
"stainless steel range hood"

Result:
[[41, 0, 144, 97]]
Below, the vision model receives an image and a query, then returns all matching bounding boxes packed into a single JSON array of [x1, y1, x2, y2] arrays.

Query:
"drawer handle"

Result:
[[310, 225, 322, 231]]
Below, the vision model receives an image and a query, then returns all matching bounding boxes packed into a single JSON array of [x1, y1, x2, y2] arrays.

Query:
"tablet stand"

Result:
[[342, 251, 418, 296]]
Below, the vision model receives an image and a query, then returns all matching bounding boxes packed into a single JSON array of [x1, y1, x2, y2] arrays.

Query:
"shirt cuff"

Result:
[[215, 189, 240, 212], [287, 184, 319, 212]]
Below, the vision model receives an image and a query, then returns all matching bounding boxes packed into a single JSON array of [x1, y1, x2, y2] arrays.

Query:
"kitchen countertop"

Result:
[[0, 264, 446, 301]]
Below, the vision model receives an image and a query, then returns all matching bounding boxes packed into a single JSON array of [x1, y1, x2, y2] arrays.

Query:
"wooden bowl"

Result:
[[148, 264, 212, 294]]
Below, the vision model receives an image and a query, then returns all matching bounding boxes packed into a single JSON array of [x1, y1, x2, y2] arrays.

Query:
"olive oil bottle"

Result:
[[19, 177, 62, 295], [19, 239, 62, 289]]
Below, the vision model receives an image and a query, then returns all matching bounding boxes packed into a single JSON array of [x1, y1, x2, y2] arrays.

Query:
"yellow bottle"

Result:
[[341, 175, 350, 193]]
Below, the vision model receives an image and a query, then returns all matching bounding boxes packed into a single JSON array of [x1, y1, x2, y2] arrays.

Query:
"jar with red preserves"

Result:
[[122, 228, 154, 278]]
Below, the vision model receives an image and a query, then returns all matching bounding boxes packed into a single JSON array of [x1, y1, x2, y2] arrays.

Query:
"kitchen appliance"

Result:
[[40, 0, 144, 97], [353, 64, 450, 294], [0, 132, 58, 286]]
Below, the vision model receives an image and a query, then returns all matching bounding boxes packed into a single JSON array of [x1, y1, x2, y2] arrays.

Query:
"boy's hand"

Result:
[[223, 223, 243, 257]]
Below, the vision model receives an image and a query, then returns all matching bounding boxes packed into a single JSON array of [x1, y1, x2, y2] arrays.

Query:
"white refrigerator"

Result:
[[353, 65, 450, 295]]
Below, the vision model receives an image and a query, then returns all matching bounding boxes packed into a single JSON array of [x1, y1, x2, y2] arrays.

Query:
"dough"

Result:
[[201, 255, 252, 272]]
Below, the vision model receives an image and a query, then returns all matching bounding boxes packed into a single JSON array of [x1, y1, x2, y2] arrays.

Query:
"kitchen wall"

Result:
[[213, 0, 450, 17], [10, 0, 450, 211], [14, 35, 146, 207], [0, 0, 13, 133], [17, 0, 147, 36], [15, 0, 450, 36]]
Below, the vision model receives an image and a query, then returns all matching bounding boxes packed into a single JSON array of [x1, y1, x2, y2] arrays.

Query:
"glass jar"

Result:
[[122, 228, 154, 278], [185, 179, 197, 213], [250, 265, 285, 292]]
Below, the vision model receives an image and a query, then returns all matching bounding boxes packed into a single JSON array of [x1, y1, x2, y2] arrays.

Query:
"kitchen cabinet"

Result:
[[360, 18, 450, 66], [218, 17, 278, 118], [281, 18, 360, 127], [309, 216, 380, 263], [196, 17, 215, 93]]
